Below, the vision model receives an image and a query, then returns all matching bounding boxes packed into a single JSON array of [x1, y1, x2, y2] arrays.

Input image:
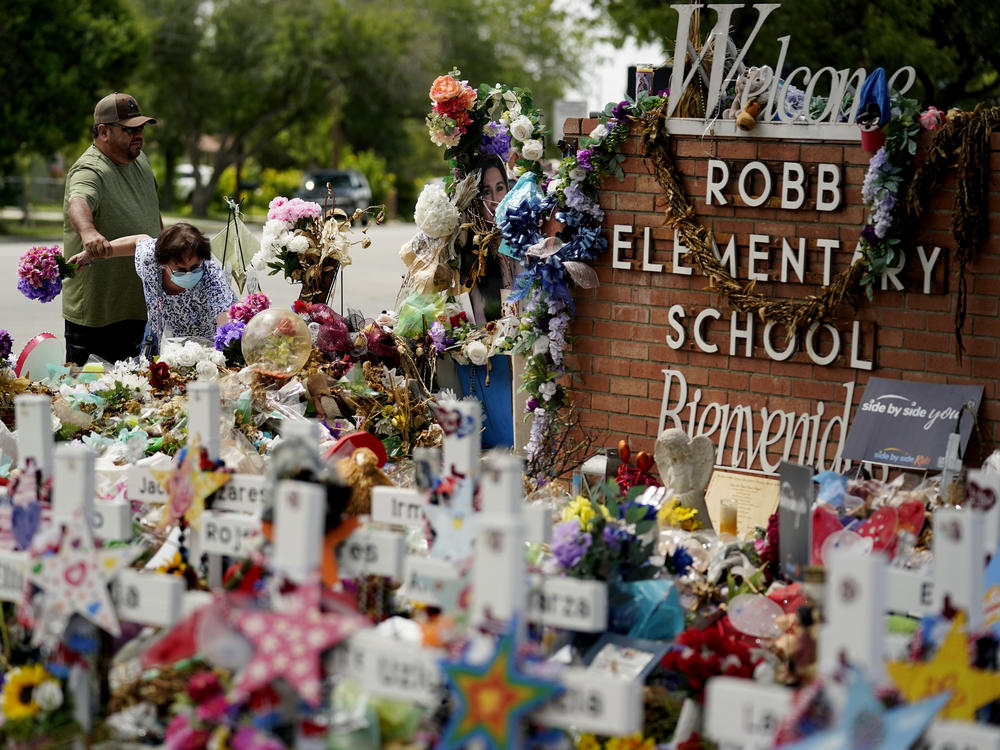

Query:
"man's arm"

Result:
[[66, 196, 112, 258]]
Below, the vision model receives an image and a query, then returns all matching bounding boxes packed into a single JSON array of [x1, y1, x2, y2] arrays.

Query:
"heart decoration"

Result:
[[63, 560, 88, 587], [897, 498, 926, 535], [856, 506, 899, 558], [811, 505, 844, 565], [967, 481, 998, 513], [12, 501, 41, 551]]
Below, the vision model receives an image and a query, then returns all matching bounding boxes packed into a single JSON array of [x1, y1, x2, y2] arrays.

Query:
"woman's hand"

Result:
[[67, 250, 95, 268]]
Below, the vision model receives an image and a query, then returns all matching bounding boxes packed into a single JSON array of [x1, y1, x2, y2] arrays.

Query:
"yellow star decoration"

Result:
[[152, 441, 231, 531], [887, 611, 1000, 720]]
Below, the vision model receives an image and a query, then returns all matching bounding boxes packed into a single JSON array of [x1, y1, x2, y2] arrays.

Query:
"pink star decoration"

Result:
[[229, 579, 365, 706], [27, 517, 136, 642], [152, 442, 231, 531]]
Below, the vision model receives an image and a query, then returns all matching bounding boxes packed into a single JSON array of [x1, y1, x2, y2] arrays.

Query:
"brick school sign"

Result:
[[564, 119, 1000, 475]]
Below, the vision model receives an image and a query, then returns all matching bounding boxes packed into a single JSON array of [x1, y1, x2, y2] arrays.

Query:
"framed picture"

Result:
[[582, 633, 670, 682]]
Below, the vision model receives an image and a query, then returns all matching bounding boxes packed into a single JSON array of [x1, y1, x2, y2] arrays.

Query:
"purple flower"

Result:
[[0, 330, 11, 360], [602, 524, 629, 551], [214, 321, 246, 350], [480, 121, 511, 158], [17, 276, 62, 303], [551, 520, 592, 568], [526, 397, 539, 411], [860, 224, 878, 244], [612, 100, 631, 120], [575, 149, 593, 171], [429, 321, 447, 353]]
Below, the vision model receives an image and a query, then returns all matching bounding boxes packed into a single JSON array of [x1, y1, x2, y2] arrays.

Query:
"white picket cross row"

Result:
[[933, 506, 985, 630], [52, 444, 96, 528], [273, 479, 326, 582], [187, 381, 221, 460], [14, 394, 53, 479], [819, 545, 887, 682], [966, 468, 1000, 560], [337, 527, 405, 579]]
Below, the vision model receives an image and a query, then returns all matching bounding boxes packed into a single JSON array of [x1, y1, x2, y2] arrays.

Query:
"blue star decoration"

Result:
[[439, 620, 563, 750], [782, 666, 949, 750]]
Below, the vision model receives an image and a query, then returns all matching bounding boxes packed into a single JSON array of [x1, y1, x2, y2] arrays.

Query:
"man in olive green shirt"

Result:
[[62, 92, 161, 365]]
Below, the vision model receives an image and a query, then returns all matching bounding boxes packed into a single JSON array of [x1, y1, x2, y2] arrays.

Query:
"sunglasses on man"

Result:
[[107, 123, 145, 135]]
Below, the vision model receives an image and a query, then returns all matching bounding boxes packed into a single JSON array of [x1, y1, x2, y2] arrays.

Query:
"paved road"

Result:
[[0, 216, 415, 362]]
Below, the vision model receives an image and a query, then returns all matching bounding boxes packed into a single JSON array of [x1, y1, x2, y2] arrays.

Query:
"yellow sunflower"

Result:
[[2, 663, 49, 720], [605, 733, 655, 750], [577, 733, 603, 750]]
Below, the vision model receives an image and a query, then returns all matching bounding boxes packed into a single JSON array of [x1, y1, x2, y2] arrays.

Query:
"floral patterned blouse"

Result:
[[135, 237, 236, 350]]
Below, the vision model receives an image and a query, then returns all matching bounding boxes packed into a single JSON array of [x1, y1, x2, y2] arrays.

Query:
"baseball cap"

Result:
[[93, 93, 157, 127]]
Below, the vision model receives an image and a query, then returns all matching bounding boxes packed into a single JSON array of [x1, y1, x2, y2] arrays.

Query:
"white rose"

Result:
[[196, 359, 218, 381], [250, 249, 270, 272], [35, 680, 63, 712], [589, 123, 609, 140], [539, 381, 557, 401], [288, 235, 310, 254], [465, 340, 489, 366], [532, 335, 550, 356], [509, 115, 534, 142], [521, 139, 544, 161], [546, 178, 564, 196], [568, 168, 587, 183]]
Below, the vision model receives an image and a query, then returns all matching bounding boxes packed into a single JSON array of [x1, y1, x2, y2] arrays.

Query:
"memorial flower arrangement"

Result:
[[0, 329, 13, 367], [0, 663, 77, 744], [857, 94, 921, 297], [16, 245, 76, 303], [252, 196, 379, 304]]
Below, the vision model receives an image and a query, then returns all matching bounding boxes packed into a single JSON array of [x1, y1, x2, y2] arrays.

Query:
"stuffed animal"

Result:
[[722, 65, 774, 131]]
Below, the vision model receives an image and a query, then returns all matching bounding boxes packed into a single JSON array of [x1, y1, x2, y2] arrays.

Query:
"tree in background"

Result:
[[586, 0, 1000, 109], [0, 0, 143, 199]]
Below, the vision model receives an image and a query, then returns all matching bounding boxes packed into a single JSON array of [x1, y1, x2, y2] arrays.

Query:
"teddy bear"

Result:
[[722, 65, 774, 131]]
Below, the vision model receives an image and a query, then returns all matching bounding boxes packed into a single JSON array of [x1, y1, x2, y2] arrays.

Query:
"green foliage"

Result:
[[0, 0, 145, 169], [340, 148, 396, 207]]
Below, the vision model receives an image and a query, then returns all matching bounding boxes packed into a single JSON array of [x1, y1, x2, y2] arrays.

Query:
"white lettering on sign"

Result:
[[92, 499, 132, 542], [211, 474, 268, 516], [126, 466, 166, 503], [658, 368, 860, 475], [534, 666, 641, 736], [704, 676, 792, 749], [113, 569, 184, 627], [371, 487, 427, 528], [200, 510, 261, 557], [337, 528, 405, 579], [525, 575, 607, 632], [919, 720, 1000, 750], [338, 630, 445, 706], [0, 550, 28, 602]]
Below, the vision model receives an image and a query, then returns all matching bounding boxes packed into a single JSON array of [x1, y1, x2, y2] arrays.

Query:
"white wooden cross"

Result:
[[933, 506, 985, 630], [938, 432, 963, 496], [14, 393, 53, 479]]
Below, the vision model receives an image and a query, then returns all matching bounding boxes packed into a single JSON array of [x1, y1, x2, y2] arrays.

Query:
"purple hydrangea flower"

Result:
[[214, 321, 246, 350], [551, 520, 592, 568], [429, 321, 447, 353], [602, 524, 629, 551], [480, 121, 511, 158], [575, 149, 593, 171], [0, 330, 12, 361], [17, 277, 62, 303]]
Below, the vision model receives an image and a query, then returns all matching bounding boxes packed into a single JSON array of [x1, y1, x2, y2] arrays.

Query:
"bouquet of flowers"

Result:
[[426, 72, 479, 149], [251, 197, 379, 304], [0, 662, 78, 745], [16, 245, 76, 303]]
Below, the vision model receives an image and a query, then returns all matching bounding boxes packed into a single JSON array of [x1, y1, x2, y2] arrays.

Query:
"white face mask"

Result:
[[170, 267, 204, 289]]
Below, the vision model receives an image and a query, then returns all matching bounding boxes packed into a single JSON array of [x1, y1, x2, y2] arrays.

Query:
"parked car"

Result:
[[175, 163, 214, 202], [296, 169, 372, 220]]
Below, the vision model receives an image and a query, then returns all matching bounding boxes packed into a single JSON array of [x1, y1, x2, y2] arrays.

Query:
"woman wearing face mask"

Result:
[[69, 222, 236, 355]]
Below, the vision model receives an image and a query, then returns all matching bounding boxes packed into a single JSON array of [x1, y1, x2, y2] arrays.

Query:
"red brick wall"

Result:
[[563, 118, 1000, 472]]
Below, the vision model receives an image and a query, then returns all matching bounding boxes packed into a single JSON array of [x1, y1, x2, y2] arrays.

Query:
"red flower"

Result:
[[150, 361, 170, 389], [292, 299, 309, 314], [187, 670, 222, 702]]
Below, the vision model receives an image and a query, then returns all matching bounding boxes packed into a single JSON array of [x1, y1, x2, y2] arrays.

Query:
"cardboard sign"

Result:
[[704, 676, 792, 749], [526, 575, 608, 632], [533, 666, 642, 736], [842, 377, 982, 468], [778, 461, 813, 580]]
